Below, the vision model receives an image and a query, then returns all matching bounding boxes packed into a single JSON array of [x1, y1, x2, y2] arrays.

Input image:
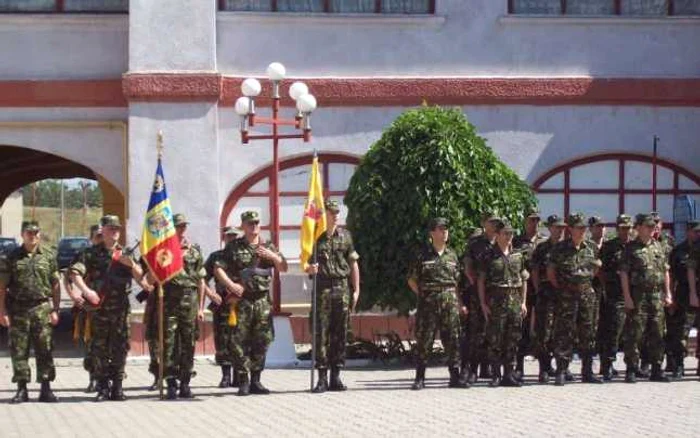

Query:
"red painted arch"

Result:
[[220, 152, 361, 229]]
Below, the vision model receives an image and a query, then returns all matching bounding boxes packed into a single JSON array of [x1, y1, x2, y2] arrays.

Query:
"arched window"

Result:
[[220, 153, 360, 260], [533, 153, 700, 227]]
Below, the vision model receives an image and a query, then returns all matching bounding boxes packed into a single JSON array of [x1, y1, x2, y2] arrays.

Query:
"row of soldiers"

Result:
[[0, 199, 360, 402], [409, 208, 700, 389]]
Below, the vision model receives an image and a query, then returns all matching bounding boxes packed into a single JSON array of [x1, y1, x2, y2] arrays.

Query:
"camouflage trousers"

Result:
[[72, 308, 95, 376], [163, 287, 200, 381], [232, 296, 274, 376], [91, 304, 130, 381], [623, 286, 665, 368], [533, 283, 557, 360], [597, 283, 626, 363], [144, 292, 159, 377], [484, 287, 523, 369], [464, 286, 486, 366], [9, 301, 55, 383], [311, 282, 350, 369], [553, 285, 598, 366], [213, 300, 237, 367], [415, 289, 461, 367], [517, 287, 536, 360], [665, 303, 696, 363]]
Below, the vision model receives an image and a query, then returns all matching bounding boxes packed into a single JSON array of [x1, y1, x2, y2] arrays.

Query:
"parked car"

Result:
[[0, 237, 18, 256], [57, 237, 90, 269]]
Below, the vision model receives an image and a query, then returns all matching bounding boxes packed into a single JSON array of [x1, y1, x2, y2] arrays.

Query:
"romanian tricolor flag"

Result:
[[300, 153, 327, 270], [140, 158, 183, 283]]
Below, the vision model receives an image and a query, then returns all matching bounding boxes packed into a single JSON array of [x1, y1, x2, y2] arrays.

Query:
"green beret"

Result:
[[566, 213, 587, 228], [100, 215, 122, 228], [588, 215, 604, 227], [546, 214, 565, 227], [616, 214, 633, 228], [635, 213, 656, 227], [241, 211, 260, 223]]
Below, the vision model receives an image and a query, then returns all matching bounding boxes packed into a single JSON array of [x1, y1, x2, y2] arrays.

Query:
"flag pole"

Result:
[[156, 130, 165, 400], [310, 149, 319, 392]]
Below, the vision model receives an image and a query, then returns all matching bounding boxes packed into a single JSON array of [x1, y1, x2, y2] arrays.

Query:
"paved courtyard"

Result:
[[0, 356, 698, 438]]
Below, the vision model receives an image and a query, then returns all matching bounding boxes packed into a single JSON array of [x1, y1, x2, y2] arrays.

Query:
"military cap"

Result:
[[525, 206, 541, 219], [494, 219, 514, 233], [428, 217, 449, 230], [100, 215, 122, 228], [616, 214, 633, 228], [241, 211, 260, 223], [650, 211, 662, 223], [545, 214, 565, 227], [480, 210, 500, 223], [566, 213, 587, 228], [222, 226, 240, 236], [325, 199, 340, 213], [173, 213, 189, 227], [21, 220, 40, 232], [634, 213, 656, 227], [588, 215, 604, 227]]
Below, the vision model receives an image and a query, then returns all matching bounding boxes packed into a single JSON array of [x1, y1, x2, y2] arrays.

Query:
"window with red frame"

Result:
[[220, 0, 436, 14], [508, 0, 700, 16], [0, 0, 127, 12]]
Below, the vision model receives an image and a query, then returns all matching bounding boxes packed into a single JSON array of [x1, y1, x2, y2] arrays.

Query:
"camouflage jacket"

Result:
[[409, 245, 461, 291], [70, 242, 134, 311], [463, 234, 495, 280], [311, 228, 359, 280], [619, 238, 669, 289], [513, 232, 547, 271], [669, 239, 694, 288], [548, 239, 602, 286], [479, 246, 529, 289], [0, 244, 59, 305], [204, 249, 225, 294], [216, 237, 285, 300], [599, 236, 630, 286], [167, 241, 205, 289], [530, 238, 558, 286]]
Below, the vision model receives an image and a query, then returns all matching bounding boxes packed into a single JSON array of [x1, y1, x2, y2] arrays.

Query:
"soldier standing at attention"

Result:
[[619, 213, 673, 383], [159, 214, 206, 400], [686, 223, 700, 379], [214, 211, 288, 396], [205, 226, 241, 389], [478, 219, 528, 387], [586, 216, 606, 373], [547, 213, 603, 386], [462, 211, 500, 383], [530, 214, 566, 383], [408, 217, 467, 390], [665, 219, 699, 379], [0, 221, 60, 403], [512, 207, 546, 381], [70, 215, 146, 402], [597, 214, 633, 380], [306, 200, 360, 393]]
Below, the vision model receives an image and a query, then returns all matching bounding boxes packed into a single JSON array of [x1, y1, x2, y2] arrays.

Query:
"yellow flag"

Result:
[[300, 155, 327, 269]]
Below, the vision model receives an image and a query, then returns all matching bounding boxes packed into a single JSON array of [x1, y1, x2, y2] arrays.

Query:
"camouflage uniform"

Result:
[[480, 238, 528, 384], [597, 215, 633, 378], [548, 214, 602, 384], [144, 286, 159, 380], [688, 242, 700, 373], [666, 236, 697, 376], [0, 243, 59, 384], [70, 242, 134, 385], [205, 249, 236, 369], [619, 215, 670, 379], [216, 234, 285, 382]]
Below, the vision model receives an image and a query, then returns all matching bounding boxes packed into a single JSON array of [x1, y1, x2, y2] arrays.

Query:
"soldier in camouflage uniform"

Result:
[[512, 206, 546, 381], [204, 226, 241, 388], [686, 224, 700, 379], [478, 219, 529, 387], [462, 211, 500, 383], [530, 214, 566, 383], [306, 200, 360, 393], [159, 214, 207, 400], [0, 221, 60, 403], [214, 211, 288, 396], [70, 215, 146, 401], [597, 214, 633, 380], [547, 213, 603, 386], [408, 217, 467, 390], [619, 213, 673, 383], [665, 219, 699, 379]]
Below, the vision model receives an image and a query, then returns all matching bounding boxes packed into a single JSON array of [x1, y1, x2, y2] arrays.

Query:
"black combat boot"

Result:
[[488, 364, 501, 388], [312, 369, 329, 394], [237, 372, 250, 396], [538, 356, 550, 384], [329, 367, 347, 391], [10, 381, 29, 404], [600, 358, 613, 381], [448, 366, 468, 388], [249, 371, 270, 395], [179, 376, 194, 399], [515, 354, 525, 383], [165, 378, 178, 400], [581, 357, 603, 384], [467, 362, 479, 384], [230, 367, 240, 388], [625, 365, 637, 384], [501, 364, 523, 387], [95, 380, 111, 402], [147, 376, 158, 391], [218, 365, 232, 388], [411, 365, 426, 390], [86, 376, 96, 393], [649, 364, 671, 382], [636, 362, 651, 378], [110, 379, 126, 401]]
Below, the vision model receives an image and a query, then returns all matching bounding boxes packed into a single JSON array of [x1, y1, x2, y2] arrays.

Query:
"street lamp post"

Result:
[[235, 62, 318, 313]]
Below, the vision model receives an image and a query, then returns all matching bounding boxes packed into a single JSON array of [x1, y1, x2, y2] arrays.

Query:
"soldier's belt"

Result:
[[563, 282, 593, 292], [487, 282, 523, 289], [318, 277, 348, 288], [421, 286, 456, 294], [241, 267, 272, 280]]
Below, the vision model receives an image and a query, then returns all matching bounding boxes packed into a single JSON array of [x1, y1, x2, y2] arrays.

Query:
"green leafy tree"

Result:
[[345, 106, 536, 315]]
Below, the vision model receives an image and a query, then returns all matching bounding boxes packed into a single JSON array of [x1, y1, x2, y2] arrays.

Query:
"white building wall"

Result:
[[0, 191, 22, 240]]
